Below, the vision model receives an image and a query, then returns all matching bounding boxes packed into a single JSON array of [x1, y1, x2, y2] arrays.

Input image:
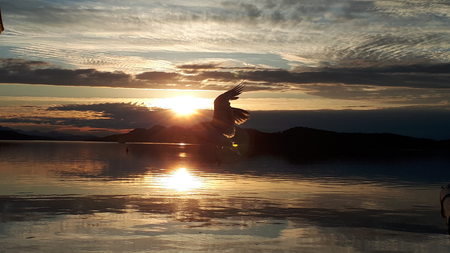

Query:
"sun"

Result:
[[150, 96, 211, 116], [171, 97, 198, 116]]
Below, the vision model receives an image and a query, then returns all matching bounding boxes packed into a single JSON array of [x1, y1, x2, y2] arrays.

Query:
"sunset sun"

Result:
[[170, 97, 199, 116], [151, 96, 211, 116]]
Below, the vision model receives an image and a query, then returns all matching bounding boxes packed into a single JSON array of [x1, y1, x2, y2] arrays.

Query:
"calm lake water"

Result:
[[1, 140, 450, 252]]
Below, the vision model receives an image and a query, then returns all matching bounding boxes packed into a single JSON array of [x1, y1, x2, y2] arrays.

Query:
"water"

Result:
[[1, 141, 450, 252]]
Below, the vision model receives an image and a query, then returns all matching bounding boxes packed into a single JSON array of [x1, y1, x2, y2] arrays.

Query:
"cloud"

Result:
[[176, 61, 450, 91], [135, 71, 181, 84], [3, 102, 450, 139], [1, 58, 450, 106], [0, 102, 213, 137], [44, 102, 212, 129], [1, 0, 448, 70], [1, 103, 150, 129], [200, 63, 450, 89], [0, 102, 213, 136], [0, 0, 145, 32], [0, 58, 134, 87], [4, 0, 444, 29], [332, 33, 450, 67], [1, 1, 449, 137], [177, 63, 221, 71], [177, 62, 270, 72]]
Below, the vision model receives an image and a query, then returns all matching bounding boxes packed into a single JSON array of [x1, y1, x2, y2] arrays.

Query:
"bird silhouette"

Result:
[[211, 82, 250, 139]]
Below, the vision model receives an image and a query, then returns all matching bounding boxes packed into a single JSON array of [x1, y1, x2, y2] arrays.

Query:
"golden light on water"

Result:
[[149, 96, 211, 116], [160, 167, 203, 192]]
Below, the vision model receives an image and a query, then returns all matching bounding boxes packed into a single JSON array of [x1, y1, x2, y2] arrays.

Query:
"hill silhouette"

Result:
[[246, 127, 447, 159], [0, 128, 47, 140], [2, 125, 449, 159], [0, 126, 97, 141], [98, 125, 449, 159]]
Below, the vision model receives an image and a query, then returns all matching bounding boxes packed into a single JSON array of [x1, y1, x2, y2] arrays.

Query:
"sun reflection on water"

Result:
[[159, 167, 203, 192]]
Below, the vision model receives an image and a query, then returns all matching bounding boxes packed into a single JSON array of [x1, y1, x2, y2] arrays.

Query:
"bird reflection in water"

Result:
[[159, 167, 203, 192]]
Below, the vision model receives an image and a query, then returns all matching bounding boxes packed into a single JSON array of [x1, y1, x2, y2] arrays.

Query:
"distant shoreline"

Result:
[[2, 126, 449, 161]]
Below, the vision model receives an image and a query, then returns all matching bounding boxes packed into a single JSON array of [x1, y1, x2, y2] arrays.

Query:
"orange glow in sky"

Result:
[[149, 96, 212, 116]]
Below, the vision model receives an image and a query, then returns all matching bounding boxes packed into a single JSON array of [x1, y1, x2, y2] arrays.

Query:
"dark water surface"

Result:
[[1, 141, 450, 252]]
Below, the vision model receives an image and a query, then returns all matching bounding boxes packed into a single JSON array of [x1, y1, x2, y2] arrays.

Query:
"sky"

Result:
[[0, 0, 449, 139]]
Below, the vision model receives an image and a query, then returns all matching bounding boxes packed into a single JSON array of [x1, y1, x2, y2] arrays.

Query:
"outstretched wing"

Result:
[[231, 107, 250, 125], [212, 83, 250, 138], [215, 83, 244, 102]]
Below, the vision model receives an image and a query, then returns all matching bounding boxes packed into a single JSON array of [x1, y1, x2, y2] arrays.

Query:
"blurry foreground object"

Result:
[[440, 184, 450, 234], [0, 8, 4, 34]]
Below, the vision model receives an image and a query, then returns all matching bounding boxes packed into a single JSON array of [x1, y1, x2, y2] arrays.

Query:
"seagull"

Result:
[[211, 82, 250, 139]]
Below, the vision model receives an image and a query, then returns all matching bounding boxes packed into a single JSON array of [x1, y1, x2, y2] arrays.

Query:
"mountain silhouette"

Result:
[[98, 125, 449, 159], [2, 125, 449, 159], [0, 128, 46, 140], [0, 126, 94, 141]]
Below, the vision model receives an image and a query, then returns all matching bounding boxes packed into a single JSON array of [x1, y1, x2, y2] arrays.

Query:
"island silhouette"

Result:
[[2, 124, 448, 161]]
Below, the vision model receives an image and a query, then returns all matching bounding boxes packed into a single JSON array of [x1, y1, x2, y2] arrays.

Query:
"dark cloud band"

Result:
[[1, 58, 449, 91]]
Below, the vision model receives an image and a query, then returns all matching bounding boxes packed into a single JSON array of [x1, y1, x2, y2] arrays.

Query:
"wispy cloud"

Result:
[[0, 0, 449, 111], [0, 102, 212, 132], [0, 0, 448, 71]]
